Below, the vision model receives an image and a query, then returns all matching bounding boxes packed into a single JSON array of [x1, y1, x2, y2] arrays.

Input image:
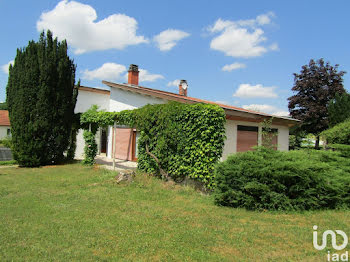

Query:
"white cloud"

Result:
[[37, 0, 148, 54], [139, 69, 164, 82], [269, 42, 279, 51], [1, 60, 14, 74], [208, 12, 276, 58], [153, 29, 190, 51], [82, 63, 163, 83], [167, 79, 180, 87], [82, 63, 126, 81], [233, 83, 278, 98], [242, 104, 289, 116], [256, 12, 275, 25], [273, 111, 290, 117], [222, 62, 246, 72]]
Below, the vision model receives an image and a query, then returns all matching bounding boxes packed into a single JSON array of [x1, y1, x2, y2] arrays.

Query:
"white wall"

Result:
[[107, 88, 167, 158], [222, 120, 289, 160], [109, 87, 166, 112], [276, 125, 289, 151], [75, 90, 110, 113], [0, 126, 10, 140], [75, 89, 110, 159]]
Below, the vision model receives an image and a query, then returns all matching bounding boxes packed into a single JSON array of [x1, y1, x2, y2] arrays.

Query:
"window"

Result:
[[262, 128, 278, 150], [7, 129, 11, 136]]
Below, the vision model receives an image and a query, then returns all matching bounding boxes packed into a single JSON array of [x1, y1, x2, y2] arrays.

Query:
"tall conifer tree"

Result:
[[6, 31, 77, 166]]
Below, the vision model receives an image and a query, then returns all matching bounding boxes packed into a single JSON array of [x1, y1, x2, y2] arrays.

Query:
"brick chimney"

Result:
[[128, 64, 139, 85], [179, 80, 188, 96]]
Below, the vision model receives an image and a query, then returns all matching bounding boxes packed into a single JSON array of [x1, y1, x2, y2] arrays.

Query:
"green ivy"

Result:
[[80, 102, 226, 188], [82, 130, 98, 166]]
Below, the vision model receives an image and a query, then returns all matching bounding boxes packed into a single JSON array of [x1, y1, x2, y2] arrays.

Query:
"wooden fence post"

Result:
[[112, 121, 116, 170]]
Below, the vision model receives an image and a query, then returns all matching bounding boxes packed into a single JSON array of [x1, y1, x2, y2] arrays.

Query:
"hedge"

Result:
[[321, 119, 350, 145], [80, 102, 226, 188], [214, 148, 350, 211]]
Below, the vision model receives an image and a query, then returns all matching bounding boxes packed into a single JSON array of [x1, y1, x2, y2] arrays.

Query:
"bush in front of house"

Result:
[[214, 148, 350, 211], [135, 102, 226, 189]]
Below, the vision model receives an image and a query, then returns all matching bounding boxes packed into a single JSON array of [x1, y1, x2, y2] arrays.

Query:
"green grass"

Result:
[[0, 164, 349, 261]]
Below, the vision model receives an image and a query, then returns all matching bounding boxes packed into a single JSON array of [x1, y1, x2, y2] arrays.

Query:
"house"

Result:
[[74, 64, 299, 161], [0, 110, 11, 139]]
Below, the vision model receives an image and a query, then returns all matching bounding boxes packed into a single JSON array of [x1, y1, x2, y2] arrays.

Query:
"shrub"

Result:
[[321, 119, 350, 145], [327, 144, 350, 158], [82, 130, 97, 166], [214, 148, 350, 211], [0, 136, 12, 148]]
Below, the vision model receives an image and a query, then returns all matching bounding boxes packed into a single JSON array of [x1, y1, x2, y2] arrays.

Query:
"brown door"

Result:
[[114, 128, 133, 160], [101, 129, 107, 153], [237, 125, 258, 152]]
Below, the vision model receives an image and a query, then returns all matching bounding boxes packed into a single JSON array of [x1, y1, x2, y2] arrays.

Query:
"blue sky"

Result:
[[1, 0, 349, 116]]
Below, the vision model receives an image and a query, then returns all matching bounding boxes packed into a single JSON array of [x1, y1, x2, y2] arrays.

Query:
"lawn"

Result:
[[0, 164, 349, 261]]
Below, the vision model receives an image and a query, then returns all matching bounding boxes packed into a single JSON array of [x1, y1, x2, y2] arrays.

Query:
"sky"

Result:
[[1, 0, 350, 116]]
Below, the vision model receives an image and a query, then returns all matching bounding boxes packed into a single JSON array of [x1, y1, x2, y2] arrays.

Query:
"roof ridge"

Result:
[[101, 80, 298, 122]]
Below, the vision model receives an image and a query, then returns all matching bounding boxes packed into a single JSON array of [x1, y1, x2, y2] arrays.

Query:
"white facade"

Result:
[[222, 120, 289, 160], [74, 88, 110, 159], [0, 126, 11, 140], [75, 86, 291, 161], [109, 87, 166, 112]]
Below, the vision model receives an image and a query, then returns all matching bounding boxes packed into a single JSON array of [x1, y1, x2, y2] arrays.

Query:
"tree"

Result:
[[328, 92, 350, 127], [288, 59, 346, 149], [6, 31, 77, 167]]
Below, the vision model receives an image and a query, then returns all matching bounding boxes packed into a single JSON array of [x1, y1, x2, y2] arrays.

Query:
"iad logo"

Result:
[[313, 225, 349, 261]]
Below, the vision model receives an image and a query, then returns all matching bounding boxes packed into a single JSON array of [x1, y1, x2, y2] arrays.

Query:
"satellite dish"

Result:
[[181, 82, 188, 90]]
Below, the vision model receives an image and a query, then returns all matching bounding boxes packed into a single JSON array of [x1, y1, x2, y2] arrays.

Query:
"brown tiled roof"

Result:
[[78, 86, 110, 95], [0, 110, 10, 126], [102, 80, 299, 125]]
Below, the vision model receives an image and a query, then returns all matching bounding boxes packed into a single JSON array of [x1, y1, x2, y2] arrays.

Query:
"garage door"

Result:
[[237, 125, 258, 152], [114, 128, 133, 160]]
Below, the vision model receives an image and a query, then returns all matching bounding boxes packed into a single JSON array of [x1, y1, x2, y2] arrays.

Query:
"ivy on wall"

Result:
[[80, 102, 226, 188]]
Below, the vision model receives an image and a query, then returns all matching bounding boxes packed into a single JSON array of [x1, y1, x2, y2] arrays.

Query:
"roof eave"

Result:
[[102, 80, 300, 125]]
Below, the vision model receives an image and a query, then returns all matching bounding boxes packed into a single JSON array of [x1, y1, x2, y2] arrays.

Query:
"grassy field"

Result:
[[0, 164, 349, 261]]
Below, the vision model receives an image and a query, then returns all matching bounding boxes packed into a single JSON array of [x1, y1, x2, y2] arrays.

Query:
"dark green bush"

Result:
[[321, 119, 350, 145], [214, 148, 350, 211], [328, 144, 350, 158]]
